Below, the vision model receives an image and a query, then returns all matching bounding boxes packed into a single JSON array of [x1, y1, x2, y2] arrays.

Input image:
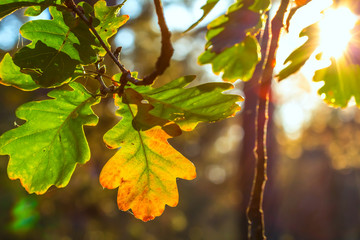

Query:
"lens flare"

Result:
[[318, 7, 357, 59]]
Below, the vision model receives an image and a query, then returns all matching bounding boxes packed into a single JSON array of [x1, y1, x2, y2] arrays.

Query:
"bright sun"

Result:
[[318, 6, 358, 59]]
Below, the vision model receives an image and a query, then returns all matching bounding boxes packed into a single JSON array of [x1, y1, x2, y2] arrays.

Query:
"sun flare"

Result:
[[318, 7, 357, 59]]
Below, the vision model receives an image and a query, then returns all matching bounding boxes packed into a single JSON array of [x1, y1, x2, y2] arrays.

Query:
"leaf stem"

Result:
[[64, 0, 173, 89], [246, 0, 290, 239], [94, 61, 113, 95], [64, 0, 138, 93]]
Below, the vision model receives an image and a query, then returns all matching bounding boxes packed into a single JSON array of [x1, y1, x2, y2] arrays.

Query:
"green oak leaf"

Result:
[[0, 0, 63, 20], [199, 0, 265, 82], [245, 0, 271, 12], [205, 6, 261, 54], [13, 41, 79, 87], [24, 5, 47, 16], [0, 82, 100, 194], [184, 0, 220, 33], [94, 0, 129, 56], [125, 75, 242, 131], [123, 88, 182, 137], [0, 53, 38, 90], [20, 6, 98, 64], [313, 58, 360, 108], [277, 23, 320, 80], [199, 35, 260, 82]]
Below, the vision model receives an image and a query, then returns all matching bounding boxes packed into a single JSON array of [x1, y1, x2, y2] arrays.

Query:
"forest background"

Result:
[[0, 0, 360, 239]]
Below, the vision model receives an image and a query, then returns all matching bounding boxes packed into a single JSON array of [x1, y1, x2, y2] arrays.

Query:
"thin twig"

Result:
[[246, 1, 290, 240], [64, 0, 173, 89], [94, 61, 113, 95], [140, 0, 174, 85], [64, 0, 139, 93]]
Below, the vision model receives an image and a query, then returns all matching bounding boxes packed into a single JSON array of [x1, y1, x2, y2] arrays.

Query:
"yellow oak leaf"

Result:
[[100, 98, 196, 221]]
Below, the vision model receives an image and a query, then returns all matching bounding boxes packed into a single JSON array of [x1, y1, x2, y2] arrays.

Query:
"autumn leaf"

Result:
[[295, 0, 311, 7], [0, 82, 100, 194], [100, 97, 196, 222]]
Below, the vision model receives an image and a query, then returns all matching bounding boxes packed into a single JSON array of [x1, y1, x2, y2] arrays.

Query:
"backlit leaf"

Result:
[[13, 41, 79, 87], [199, 1, 265, 82], [199, 35, 260, 82], [184, 0, 220, 33], [277, 23, 319, 80], [0, 0, 62, 20], [94, 0, 129, 56], [24, 5, 47, 17], [0, 82, 100, 194], [295, 0, 311, 6], [0, 53, 38, 90], [100, 97, 196, 221], [128, 75, 243, 131], [246, 0, 271, 12], [20, 6, 98, 64], [123, 88, 182, 137], [313, 22, 360, 107], [313, 58, 360, 107], [206, 6, 261, 54]]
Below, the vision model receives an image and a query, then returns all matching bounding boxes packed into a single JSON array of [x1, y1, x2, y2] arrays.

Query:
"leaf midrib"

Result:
[[126, 104, 151, 192]]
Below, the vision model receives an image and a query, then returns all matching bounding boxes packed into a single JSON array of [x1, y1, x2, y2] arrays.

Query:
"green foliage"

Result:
[[198, 1, 268, 82], [184, 0, 220, 32], [13, 41, 80, 87], [277, 23, 319, 80], [0, 82, 100, 194], [93, 0, 129, 56], [0, 53, 38, 90], [20, 7, 98, 64], [199, 35, 260, 82], [0, 0, 243, 221], [1, 0, 357, 223], [280, 16, 360, 108], [0, 0, 63, 20], [131, 75, 242, 130]]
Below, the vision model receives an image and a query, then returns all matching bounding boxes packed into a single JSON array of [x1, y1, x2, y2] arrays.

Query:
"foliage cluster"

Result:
[[1, 0, 360, 239]]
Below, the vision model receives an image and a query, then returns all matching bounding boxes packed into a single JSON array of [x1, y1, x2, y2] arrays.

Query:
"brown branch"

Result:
[[246, 1, 290, 240], [140, 0, 174, 85]]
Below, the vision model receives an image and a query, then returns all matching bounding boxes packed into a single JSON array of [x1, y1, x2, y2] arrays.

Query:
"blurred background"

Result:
[[1, 0, 360, 239]]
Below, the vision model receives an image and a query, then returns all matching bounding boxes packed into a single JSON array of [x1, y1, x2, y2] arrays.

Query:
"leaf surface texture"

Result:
[[100, 98, 196, 221], [130, 75, 243, 131], [0, 82, 100, 194]]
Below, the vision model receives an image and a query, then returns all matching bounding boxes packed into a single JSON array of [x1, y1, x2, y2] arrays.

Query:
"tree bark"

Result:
[[246, 1, 290, 239]]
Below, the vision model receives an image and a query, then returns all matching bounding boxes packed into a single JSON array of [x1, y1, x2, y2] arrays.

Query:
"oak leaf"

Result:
[[0, 82, 100, 194], [100, 97, 196, 221]]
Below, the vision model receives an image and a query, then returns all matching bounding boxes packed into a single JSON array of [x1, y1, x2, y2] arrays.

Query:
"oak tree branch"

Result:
[[247, 0, 290, 239]]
